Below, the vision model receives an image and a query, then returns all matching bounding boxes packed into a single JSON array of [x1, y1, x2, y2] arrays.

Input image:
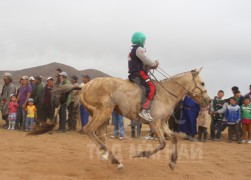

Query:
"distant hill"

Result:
[[0, 62, 111, 86]]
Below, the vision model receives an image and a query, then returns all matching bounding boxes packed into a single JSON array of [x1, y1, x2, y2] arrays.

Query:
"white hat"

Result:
[[21, 75, 28, 80], [3, 73, 13, 80], [47, 77, 54, 81], [9, 94, 16, 98], [59, 72, 67, 77], [29, 76, 35, 81]]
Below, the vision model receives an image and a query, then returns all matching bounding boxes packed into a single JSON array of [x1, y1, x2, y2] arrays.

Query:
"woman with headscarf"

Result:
[[128, 32, 159, 121]]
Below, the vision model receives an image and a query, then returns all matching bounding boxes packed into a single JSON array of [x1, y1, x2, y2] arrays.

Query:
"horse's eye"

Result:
[[201, 82, 205, 86]]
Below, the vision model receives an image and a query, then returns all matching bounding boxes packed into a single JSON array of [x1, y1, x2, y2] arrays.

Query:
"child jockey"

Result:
[[128, 32, 159, 121]]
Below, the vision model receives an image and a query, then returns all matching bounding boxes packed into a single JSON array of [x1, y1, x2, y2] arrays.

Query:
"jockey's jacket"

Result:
[[128, 45, 157, 74]]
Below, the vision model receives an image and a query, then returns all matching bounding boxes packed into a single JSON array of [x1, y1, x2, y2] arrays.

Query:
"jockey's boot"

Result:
[[139, 109, 154, 122]]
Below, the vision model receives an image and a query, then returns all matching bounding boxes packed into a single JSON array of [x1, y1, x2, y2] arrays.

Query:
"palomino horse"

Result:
[[30, 68, 210, 170]]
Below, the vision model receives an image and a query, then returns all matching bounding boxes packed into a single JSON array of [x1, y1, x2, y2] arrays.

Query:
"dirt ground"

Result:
[[0, 118, 250, 180]]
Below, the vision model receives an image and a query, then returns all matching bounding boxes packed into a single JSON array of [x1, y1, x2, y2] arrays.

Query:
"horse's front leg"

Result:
[[133, 120, 166, 158]]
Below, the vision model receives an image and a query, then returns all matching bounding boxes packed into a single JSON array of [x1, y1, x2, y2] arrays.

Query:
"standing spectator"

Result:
[[29, 76, 36, 99], [179, 96, 200, 141], [222, 86, 240, 132], [210, 90, 225, 141], [240, 97, 251, 143], [7, 94, 19, 130], [16, 76, 32, 130], [56, 72, 71, 133], [55, 68, 62, 86], [197, 106, 209, 142], [110, 111, 125, 140], [0, 73, 16, 128], [40, 77, 55, 124], [231, 86, 239, 95], [245, 85, 251, 99], [25, 98, 36, 131], [79, 75, 90, 133], [217, 97, 241, 144], [34, 76, 43, 125], [234, 90, 244, 107], [67, 75, 79, 131], [234, 90, 244, 138]]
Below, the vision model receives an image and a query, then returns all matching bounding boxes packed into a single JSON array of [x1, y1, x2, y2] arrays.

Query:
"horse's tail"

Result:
[[28, 85, 83, 136], [28, 123, 56, 135]]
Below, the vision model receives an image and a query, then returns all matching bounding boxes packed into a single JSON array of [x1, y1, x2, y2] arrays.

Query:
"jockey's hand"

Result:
[[153, 60, 159, 69]]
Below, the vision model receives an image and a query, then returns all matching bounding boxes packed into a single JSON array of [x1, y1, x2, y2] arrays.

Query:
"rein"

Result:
[[148, 70, 178, 98]]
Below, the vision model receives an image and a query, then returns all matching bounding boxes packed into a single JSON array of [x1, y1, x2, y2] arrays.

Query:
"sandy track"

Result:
[[0, 122, 250, 180]]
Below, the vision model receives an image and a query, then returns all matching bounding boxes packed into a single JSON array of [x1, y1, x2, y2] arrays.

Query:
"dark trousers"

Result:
[[210, 120, 223, 139], [2, 114, 8, 127], [41, 105, 55, 123], [228, 124, 240, 142], [35, 104, 43, 124], [67, 102, 78, 130], [16, 106, 26, 129], [59, 103, 67, 130], [198, 126, 208, 141], [129, 71, 156, 110], [221, 121, 228, 132], [238, 122, 242, 139], [131, 120, 142, 138], [169, 116, 180, 132]]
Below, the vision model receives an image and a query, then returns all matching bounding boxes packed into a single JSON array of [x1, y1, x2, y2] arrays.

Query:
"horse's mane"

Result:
[[159, 70, 191, 83]]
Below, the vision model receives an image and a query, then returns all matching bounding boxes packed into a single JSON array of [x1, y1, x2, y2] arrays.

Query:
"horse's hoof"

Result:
[[133, 153, 141, 158], [117, 163, 125, 170], [169, 162, 176, 171], [100, 151, 109, 161]]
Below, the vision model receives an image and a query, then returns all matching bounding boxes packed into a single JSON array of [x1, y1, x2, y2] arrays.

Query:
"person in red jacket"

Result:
[[8, 94, 19, 130]]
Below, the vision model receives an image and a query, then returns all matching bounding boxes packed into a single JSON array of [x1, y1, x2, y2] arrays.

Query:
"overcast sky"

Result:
[[0, 0, 250, 97]]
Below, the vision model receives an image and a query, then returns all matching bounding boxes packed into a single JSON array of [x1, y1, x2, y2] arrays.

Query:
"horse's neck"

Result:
[[162, 73, 193, 103]]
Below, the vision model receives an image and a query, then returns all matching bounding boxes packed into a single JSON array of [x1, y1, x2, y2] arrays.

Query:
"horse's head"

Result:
[[187, 68, 211, 107]]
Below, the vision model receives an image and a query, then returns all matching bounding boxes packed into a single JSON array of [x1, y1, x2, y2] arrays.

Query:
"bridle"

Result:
[[188, 71, 209, 106], [155, 67, 209, 105]]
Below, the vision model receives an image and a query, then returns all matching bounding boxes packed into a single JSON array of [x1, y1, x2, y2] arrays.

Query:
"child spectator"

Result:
[[217, 97, 241, 144], [197, 106, 209, 142], [7, 94, 19, 130], [25, 98, 36, 131], [210, 90, 225, 141], [241, 97, 251, 143]]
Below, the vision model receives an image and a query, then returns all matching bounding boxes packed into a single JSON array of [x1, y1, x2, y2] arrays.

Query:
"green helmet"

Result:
[[131, 32, 146, 48]]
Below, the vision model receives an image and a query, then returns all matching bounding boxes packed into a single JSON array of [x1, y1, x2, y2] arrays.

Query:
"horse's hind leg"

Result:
[[162, 122, 178, 170], [96, 121, 124, 169], [134, 120, 166, 158], [84, 109, 124, 170]]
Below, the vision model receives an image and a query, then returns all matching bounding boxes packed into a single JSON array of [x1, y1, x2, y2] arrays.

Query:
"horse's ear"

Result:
[[196, 67, 203, 74], [191, 67, 202, 76]]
